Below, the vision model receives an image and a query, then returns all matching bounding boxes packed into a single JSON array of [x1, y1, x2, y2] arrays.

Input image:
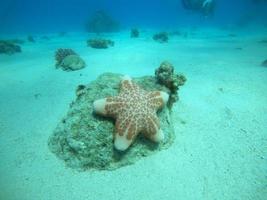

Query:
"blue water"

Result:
[[0, 1, 267, 200], [0, 0, 267, 33]]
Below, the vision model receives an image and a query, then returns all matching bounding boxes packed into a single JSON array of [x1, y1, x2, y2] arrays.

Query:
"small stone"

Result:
[[27, 35, 35, 43], [131, 28, 139, 38], [153, 32, 169, 43]]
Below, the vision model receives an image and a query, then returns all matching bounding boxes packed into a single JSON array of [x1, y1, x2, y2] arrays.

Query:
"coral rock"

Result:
[[55, 48, 77, 67], [27, 35, 35, 43], [87, 39, 114, 49], [0, 40, 21, 55], [86, 10, 119, 33], [131, 28, 140, 38], [155, 61, 186, 107], [60, 55, 86, 71], [55, 48, 85, 71], [153, 32, 169, 43]]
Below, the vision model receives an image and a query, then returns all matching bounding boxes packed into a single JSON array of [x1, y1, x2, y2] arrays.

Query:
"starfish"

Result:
[[93, 76, 169, 151]]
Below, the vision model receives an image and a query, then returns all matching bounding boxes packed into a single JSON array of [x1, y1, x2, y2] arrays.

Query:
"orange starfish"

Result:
[[93, 76, 169, 151]]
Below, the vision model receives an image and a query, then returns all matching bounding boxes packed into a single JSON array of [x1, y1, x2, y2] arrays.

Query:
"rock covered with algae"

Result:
[[48, 72, 185, 171], [0, 40, 22, 55], [155, 61, 187, 107], [54, 48, 86, 71], [87, 38, 114, 49]]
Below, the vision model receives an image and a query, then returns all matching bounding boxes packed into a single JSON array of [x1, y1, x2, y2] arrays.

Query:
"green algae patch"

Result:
[[48, 73, 180, 171]]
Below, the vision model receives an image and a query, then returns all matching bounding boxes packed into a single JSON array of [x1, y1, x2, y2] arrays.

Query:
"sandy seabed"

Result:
[[0, 28, 266, 200]]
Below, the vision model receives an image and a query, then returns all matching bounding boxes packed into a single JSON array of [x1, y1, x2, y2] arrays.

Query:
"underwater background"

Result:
[[1, 0, 267, 33], [0, 0, 267, 200]]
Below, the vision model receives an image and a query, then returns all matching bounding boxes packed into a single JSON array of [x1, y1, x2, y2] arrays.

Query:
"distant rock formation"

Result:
[[131, 28, 140, 38], [261, 59, 267, 67], [153, 32, 169, 43], [85, 10, 119, 33], [27, 35, 35, 43], [87, 38, 114, 49]]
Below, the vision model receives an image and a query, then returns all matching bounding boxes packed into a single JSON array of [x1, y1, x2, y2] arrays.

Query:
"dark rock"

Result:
[[259, 39, 267, 43], [76, 85, 87, 97], [131, 28, 139, 38], [7, 39, 25, 44], [87, 38, 114, 49], [58, 32, 67, 37], [48, 72, 185, 171], [153, 32, 169, 43], [85, 10, 119, 33], [155, 61, 186, 107], [27, 35, 35, 42], [0, 40, 21, 55], [261, 59, 267, 67]]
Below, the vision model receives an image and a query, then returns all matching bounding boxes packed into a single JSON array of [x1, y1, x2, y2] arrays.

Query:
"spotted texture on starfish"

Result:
[[93, 76, 169, 151]]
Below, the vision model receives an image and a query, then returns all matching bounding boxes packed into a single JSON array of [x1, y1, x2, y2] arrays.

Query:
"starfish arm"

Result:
[[93, 97, 122, 117], [93, 98, 108, 116], [114, 117, 139, 151], [143, 113, 164, 142], [147, 91, 169, 110], [120, 75, 140, 93]]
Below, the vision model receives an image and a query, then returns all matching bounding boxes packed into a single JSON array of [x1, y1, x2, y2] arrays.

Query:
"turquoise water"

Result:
[[1, 0, 267, 33], [0, 1, 267, 200]]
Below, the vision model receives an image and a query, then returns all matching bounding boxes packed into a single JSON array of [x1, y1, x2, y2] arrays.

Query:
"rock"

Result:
[[41, 36, 50, 40], [261, 59, 267, 67], [153, 32, 169, 43], [48, 72, 185, 171], [27, 35, 35, 42], [54, 48, 86, 71], [85, 10, 119, 33], [87, 39, 114, 49], [55, 48, 77, 67], [60, 55, 86, 71], [155, 61, 186, 107], [259, 39, 267, 43], [0, 40, 21, 55], [58, 32, 67, 37], [131, 28, 139, 38]]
